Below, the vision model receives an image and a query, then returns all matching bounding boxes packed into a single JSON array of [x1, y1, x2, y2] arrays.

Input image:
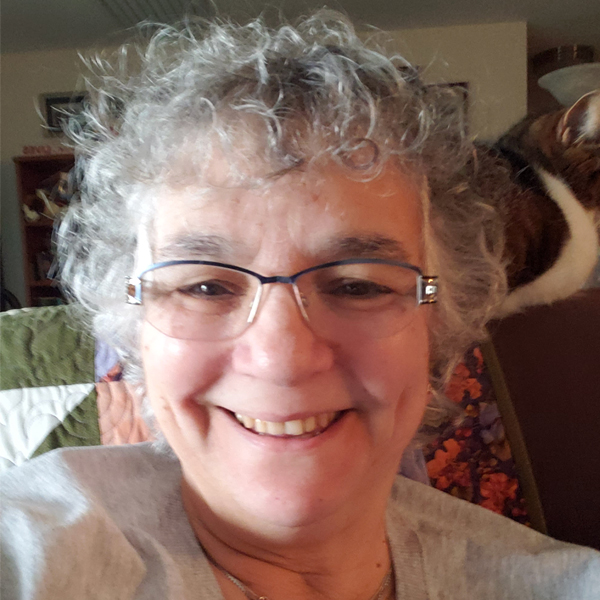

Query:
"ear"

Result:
[[556, 90, 600, 146]]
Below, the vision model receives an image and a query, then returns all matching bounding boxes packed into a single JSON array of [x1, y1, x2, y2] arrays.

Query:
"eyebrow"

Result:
[[156, 233, 412, 264], [324, 235, 412, 262], [155, 234, 238, 261]]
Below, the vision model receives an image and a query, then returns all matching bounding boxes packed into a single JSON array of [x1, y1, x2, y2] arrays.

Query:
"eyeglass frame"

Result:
[[126, 258, 438, 333]]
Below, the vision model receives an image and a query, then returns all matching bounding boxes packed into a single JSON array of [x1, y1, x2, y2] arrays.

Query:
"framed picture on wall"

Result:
[[40, 92, 87, 135], [394, 67, 469, 131], [427, 82, 469, 130]]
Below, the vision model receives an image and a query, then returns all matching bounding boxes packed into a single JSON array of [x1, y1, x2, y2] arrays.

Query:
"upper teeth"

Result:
[[234, 412, 339, 436]]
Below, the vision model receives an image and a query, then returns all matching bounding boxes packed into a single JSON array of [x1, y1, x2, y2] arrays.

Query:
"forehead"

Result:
[[151, 161, 426, 266]]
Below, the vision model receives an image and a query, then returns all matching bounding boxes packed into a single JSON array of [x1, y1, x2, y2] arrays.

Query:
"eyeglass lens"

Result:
[[140, 262, 420, 341]]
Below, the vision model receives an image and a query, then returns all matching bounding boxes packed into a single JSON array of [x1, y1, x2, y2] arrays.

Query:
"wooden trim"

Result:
[[481, 338, 548, 534], [14, 153, 74, 164]]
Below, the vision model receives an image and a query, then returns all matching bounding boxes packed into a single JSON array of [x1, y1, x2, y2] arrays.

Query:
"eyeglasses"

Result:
[[126, 258, 438, 341]]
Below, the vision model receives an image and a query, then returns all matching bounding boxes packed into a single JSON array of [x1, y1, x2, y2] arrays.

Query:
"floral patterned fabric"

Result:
[[423, 345, 531, 526]]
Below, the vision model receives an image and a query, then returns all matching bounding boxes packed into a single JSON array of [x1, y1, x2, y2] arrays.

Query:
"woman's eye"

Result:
[[178, 280, 238, 298], [328, 280, 393, 299]]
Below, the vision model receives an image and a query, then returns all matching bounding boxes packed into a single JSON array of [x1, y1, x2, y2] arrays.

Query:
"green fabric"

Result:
[[32, 389, 101, 457], [0, 306, 94, 390], [0, 305, 101, 455], [481, 338, 548, 535]]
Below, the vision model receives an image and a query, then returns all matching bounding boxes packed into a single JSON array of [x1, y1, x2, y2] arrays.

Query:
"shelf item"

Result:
[[14, 154, 74, 307]]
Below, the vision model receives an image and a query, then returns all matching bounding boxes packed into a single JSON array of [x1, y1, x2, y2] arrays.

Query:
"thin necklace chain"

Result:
[[208, 554, 394, 600]]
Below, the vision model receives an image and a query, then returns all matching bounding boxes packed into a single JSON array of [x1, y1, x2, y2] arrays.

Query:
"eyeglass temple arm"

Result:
[[126, 276, 142, 305], [418, 276, 438, 305]]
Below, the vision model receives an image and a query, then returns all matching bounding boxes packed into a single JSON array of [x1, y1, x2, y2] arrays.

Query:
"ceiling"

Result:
[[1, 0, 600, 57]]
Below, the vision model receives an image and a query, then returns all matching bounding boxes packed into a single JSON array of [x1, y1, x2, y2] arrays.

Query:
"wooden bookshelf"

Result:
[[14, 154, 74, 307]]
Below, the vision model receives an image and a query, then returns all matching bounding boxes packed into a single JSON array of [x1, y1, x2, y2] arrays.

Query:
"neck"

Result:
[[208, 554, 394, 600], [181, 475, 394, 600]]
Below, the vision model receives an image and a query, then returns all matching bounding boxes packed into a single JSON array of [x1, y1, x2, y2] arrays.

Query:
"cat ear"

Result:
[[556, 90, 600, 146]]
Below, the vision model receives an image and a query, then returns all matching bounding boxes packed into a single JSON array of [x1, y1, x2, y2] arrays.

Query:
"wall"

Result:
[[382, 21, 527, 141], [0, 22, 528, 306]]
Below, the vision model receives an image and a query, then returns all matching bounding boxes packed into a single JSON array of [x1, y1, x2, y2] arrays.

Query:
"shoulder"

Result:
[[387, 476, 600, 600], [1, 444, 220, 600], [1, 442, 179, 507]]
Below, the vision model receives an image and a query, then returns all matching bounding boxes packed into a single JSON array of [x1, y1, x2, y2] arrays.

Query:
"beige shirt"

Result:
[[1, 443, 598, 599]]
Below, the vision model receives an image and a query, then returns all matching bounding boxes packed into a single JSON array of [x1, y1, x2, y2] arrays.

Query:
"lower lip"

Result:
[[219, 409, 352, 451]]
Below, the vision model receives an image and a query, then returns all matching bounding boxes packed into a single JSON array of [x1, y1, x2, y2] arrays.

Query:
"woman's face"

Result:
[[142, 161, 432, 532]]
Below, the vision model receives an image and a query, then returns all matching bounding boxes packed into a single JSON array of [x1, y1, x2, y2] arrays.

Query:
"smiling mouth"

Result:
[[231, 411, 344, 437]]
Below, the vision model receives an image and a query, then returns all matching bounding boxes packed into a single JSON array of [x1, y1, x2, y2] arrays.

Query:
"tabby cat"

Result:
[[490, 90, 600, 316]]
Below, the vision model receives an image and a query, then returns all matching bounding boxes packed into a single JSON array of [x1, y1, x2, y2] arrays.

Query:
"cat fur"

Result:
[[490, 90, 600, 316]]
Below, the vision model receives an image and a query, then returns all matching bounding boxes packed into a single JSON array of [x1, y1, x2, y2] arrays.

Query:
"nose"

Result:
[[231, 284, 335, 385]]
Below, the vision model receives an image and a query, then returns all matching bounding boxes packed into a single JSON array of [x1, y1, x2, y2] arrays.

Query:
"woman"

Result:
[[2, 11, 598, 600]]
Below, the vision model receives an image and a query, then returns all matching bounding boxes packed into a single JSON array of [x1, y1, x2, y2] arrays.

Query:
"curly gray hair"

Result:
[[58, 10, 508, 423]]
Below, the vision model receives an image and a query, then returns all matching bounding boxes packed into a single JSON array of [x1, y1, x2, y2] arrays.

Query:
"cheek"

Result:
[[141, 325, 226, 409], [351, 318, 430, 407], [347, 317, 430, 452]]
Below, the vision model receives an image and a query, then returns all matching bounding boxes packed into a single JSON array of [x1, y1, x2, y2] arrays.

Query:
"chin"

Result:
[[221, 463, 377, 534], [202, 433, 399, 538]]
